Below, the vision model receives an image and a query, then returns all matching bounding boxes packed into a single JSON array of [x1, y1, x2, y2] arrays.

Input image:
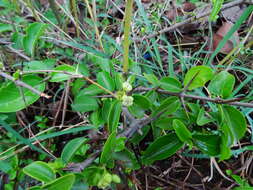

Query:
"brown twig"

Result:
[[0, 70, 50, 99], [134, 0, 247, 42], [134, 87, 253, 108], [61, 79, 71, 128]]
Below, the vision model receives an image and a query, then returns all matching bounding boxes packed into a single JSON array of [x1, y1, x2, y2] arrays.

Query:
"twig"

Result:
[[134, 0, 247, 42], [0, 71, 50, 99], [118, 109, 166, 139], [63, 151, 101, 172], [64, 108, 166, 172], [61, 79, 71, 128], [134, 87, 253, 108]]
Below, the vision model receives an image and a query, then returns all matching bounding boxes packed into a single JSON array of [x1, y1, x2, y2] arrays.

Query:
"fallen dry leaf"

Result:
[[212, 21, 240, 54], [182, 2, 196, 12], [165, 8, 183, 21]]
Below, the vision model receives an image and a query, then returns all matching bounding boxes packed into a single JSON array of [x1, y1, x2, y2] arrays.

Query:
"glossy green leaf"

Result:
[[208, 71, 235, 98], [0, 75, 45, 112], [193, 134, 221, 156], [222, 105, 247, 141], [220, 125, 233, 160], [153, 117, 173, 130], [23, 22, 47, 56], [142, 133, 183, 165], [41, 174, 75, 190], [97, 71, 115, 91], [102, 99, 113, 121], [71, 95, 98, 113], [197, 108, 213, 126], [108, 100, 122, 133], [23, 161, 55, 183], [183, 66, 214, 90], [160, 77, 182, 92], [173, 119, 192, 142], [128, 94, 151, 118], [152, 97, 180, 117], [71, 78, 86, 96], [100, 131, 116, 164], [50, 64, 76, 82], [132, 94, 151, 109], [61, 137, 88, 164]]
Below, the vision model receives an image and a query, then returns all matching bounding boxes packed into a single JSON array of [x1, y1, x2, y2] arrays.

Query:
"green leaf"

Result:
[[152, 97, 180, 117], [50, 65, 76, 82], [23, 161, 55, 183], [61, 137, 88, 164], [0, 23, 12, 33], [112, 149, 140, 170], [77, 85, 104, 96], [153, 117, 173, 130], [222, 105, 247, 141], [28, 186, 42, 190], [83, 166, 105, 186], [41, 174, 75, 190], [23, 22, 47, 56], [197, 108, 213, 126], [23, 59, 55, 72], [183, 66, 214, 90], [220, 126, 232, 160], [128, 94, 151, 118], [100, 131, 116, 165], [209, 0, 224, 21], [142, 133, 183, 165], [193, 134, 221, 156], [71, 78, 86, 96], [71, 95, 98, 113], [0, 75, 45, 112], [160, 77, 182, 92], [108, 100, 122, 133], [144, 73, 160, 86], [173, 119, 192, 142], [208, 71, 235, 98], [97, 71, 115, 91]]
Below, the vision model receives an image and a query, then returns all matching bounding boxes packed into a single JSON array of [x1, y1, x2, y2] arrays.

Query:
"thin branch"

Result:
[[134, 0, 247, 42], [134, 87, 253, 108], [0, 71, 50, 99], [63, 151, 101, 172]]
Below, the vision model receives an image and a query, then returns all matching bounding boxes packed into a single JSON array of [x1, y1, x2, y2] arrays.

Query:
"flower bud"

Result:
[[122, 95, 133, 106], [122, 82, 132, 92]]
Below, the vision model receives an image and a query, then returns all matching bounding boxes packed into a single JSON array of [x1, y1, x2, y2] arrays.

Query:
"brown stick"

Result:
[[134, 87, 253, 108], [0, 71, 50, 99]]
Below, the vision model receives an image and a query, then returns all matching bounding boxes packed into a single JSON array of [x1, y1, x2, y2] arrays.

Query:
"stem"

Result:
[[48, 0, 62, 26], [122, 0, 133, 75], [70, 0, 80, 37], [84, 0, 104, 51]]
